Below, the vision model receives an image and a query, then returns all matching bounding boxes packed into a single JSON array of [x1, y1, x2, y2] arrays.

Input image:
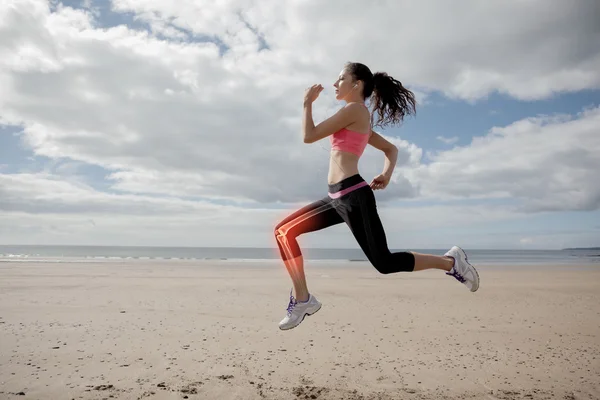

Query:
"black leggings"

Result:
[[274, 174, 415, 273]]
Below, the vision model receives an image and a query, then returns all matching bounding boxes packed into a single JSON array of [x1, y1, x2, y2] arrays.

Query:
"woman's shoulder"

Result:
[[344, 102, 369, 110]]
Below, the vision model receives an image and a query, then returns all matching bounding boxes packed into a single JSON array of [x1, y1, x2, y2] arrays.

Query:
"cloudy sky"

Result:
[[1, 0, 599, 250]]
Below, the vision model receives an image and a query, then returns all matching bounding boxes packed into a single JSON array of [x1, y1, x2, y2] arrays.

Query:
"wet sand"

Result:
[[1, 260, 599, 399]]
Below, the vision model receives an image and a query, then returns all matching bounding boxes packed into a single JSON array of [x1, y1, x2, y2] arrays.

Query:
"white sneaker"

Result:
[[278, 289, 322, 330], [445, 246, 480, 292]]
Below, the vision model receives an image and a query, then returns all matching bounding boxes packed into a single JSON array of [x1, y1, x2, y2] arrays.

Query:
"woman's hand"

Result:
[[370, 173, 390, 190], [304, 84, 324, 105]]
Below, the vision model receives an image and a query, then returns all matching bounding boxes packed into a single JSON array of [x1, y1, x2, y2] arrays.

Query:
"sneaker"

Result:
[[445, 246, 480, 292], [278, 289, 322, 330]]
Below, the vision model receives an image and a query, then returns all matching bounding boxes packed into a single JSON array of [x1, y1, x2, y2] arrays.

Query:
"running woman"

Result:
[[274, 62, 479, 330]]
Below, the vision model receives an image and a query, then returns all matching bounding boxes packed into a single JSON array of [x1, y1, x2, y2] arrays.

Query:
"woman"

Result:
[[274, 62, 479, 331]]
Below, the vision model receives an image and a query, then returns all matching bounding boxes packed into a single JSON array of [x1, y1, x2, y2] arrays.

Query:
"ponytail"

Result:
[[371, 72, 416, 128], [344, 62, 417, 128]]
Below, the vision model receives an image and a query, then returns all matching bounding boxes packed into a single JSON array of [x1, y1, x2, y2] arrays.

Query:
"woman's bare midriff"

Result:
[[327, 150, 361, 185]]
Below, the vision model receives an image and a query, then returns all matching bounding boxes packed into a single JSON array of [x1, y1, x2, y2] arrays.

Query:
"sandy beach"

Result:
[[1, 260, 599, 400]]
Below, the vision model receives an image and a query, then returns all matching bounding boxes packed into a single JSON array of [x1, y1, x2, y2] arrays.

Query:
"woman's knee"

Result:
[[371, 251, 414, 274], [372, 260, 396, 274]]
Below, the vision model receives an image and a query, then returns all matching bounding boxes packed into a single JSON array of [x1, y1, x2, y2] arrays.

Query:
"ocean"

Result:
[[0, 245, 598, 265]]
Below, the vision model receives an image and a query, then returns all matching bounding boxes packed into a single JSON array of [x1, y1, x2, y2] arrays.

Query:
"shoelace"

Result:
[[286, 295, 297, 316], [446, 269, 466, 283]]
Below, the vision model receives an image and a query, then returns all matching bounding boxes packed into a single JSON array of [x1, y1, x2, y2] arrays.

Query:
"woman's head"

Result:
[[335, 62, 417, 127]]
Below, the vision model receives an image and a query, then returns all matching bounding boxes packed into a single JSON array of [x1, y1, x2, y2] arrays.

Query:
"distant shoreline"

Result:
[[1, 245, 599, 266], [2, 244, 599, 251]]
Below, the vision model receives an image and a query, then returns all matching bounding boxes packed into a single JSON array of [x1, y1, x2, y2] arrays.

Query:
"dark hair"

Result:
[[344, 62, 416, 128]]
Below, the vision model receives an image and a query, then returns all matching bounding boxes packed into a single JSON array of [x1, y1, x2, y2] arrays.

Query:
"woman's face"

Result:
[[333, 69, 358, 101]]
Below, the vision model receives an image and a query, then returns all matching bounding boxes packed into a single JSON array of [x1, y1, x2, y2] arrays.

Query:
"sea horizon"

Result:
[[1, 244, 598, 265]]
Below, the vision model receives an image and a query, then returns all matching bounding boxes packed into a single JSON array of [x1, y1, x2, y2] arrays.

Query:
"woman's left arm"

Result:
[[302, 85, 360, 144]]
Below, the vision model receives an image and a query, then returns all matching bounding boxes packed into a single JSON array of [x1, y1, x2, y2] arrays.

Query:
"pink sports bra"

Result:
[[330, 103, 372, 157], [330, 128, 371, 156]]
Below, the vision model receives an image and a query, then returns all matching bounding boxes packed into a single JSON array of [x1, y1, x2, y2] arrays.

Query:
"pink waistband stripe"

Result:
[[328, 181, 369, 199]]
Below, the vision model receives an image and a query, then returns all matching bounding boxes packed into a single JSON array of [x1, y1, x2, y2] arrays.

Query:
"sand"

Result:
[[0, 259, 599, 400]]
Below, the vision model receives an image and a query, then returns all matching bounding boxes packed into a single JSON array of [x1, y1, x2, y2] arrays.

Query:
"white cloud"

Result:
[[0, 172, 281, 246], [0, 172, 219, 215], [436, 136, 459, 145], [0, 1, 427, 203], [112, 0, 600, 100], [409, 106, 600, 212], [0, 171, 549, 248], [1, 1, 599, 206]]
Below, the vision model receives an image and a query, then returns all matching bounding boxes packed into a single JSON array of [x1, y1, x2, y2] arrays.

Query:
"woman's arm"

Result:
[[301, 83, 363, 144], [381, 146, 398, 180], [303, 102, 363, 144], [368, 131, 399, 180]]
